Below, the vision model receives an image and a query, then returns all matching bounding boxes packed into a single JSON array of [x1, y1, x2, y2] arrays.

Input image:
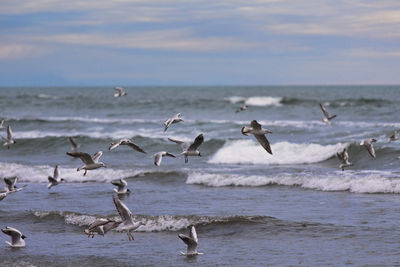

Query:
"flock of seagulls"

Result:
[[1, 88, 398, 254]]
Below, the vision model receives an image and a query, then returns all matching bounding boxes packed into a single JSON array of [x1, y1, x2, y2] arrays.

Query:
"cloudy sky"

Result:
[[1, 0, 400, 86]]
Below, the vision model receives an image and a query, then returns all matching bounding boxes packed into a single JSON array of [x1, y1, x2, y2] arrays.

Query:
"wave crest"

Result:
[[225, 96, 283, 107], [209, 140, 347, 165]]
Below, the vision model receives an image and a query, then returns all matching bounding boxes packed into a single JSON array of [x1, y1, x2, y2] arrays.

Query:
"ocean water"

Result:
[[0, 86, 400, 266]]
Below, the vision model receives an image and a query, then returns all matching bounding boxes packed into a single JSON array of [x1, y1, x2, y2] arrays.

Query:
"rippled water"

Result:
[[1, 86, 400, 266]]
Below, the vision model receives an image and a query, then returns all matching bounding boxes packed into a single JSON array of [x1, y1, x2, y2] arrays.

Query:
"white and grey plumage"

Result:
[[360, 138, 377, 158], [2, 125, 16, 149], [85, 218, 121, 238], [178, 225, 203, 256], [3, 176, 27, 193], [0, 119, 5, 130], [164, 113, 184, 132], [319, 103, 337, 123], [1, 227, 26, 248], [235, 104, 248, 113], [168, 134, 204, 163], [66, 151, 106, 176], [109, 139, 146, 153], [389, 131, 398, 142], [69, 137, 80, 152], [114, 87, 127, 97], [241, 120, 273, 154], [337, 148, 352, 171], [153, 151, 176, 166], [112, 195, 144, 240], [47, 165, 64, 189], [111, 178, 130, 194]]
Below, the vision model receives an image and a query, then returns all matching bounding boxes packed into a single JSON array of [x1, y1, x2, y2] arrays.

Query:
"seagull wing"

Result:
[[122, 140, 146, 153], [111, 179, 124, 187], [103, 221, 121, 234], [154, 152, 163, 166], [66, 152, 95, 164], [92, 151, 103, 163], [189, 226, 198, 243], [88, 218, 110, 231], [254, 134, 272, 154], [168, 138, 190, 151], [178, 233, 197, 254], [113, 195, 132, 223], [365, 143, 376, 158], [114, 87, 124, 93], [165, 152, 176, 158], [250, 120, 262, 130], [53, 165, 59, 180], [319, 104, 330, 118], [188, 134, 204, 151], [69, 137, 78, 150], [4, 177, 17, 191], [1, 227, 23, 244], [109, 139, 123, 151], [7, 125, 12, 140]]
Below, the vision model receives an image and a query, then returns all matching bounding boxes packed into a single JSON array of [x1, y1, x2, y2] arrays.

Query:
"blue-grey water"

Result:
[[0, 86, 400, 266]]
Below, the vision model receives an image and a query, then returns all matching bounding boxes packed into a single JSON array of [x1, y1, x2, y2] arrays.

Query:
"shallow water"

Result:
[[0, 86, 400, 266]]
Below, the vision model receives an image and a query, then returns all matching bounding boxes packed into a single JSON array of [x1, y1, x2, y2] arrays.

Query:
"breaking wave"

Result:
[[209, 140, 348, 165], [225, 96, 283, 107]]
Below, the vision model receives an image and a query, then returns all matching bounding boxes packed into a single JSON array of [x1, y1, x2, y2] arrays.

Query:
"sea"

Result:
[[0, 86, 400, 266]]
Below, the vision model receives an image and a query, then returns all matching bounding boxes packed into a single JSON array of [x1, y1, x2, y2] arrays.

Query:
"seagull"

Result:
[[235, 104, 248, 113], [114, 87, 127, 97], [69, 137, 80, 152], [0, 119, 5, 130], [112, 195, 144, 240], [3, 177, 27, 193], [109, 139, 146, 153], [66, 151, 106, 176], [2, 125, 16, 149], [47, 165, 64, 189], [153, 151, 176, 166], [389, 131, 398, 142], [360, 138, 377, 158], [241, 120, 273, 154], [168, 134, 204, 163], [111, 178, 130, 194], [337, 148, 352, 171], [1, 227, 26, 248], [178, 225, 203, 256], [85, 218, 121, 238], [164, 113, 184, 132], [319, 103, 337, 123]]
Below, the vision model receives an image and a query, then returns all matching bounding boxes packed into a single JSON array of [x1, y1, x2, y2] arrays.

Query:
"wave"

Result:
[[209, 140, 348, 165], [225, 96, 283, 107], [186, 171, 400, 193], [0, 162, 141, 183], [31, 210, 271, 232]]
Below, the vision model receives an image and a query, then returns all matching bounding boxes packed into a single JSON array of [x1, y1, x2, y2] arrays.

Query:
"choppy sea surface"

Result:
[[0, 86, 400, 266]]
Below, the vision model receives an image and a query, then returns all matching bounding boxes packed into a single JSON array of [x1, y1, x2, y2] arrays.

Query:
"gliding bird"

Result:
[[66, 151, 106, 176]]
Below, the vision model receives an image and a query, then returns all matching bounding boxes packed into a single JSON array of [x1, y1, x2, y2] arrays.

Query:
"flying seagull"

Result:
[[168, 134, 204, 163], [109, 139, 146, 153], [153, 151, 176, 166], [111, 178, 130, 194], [69, 137, 80, 152], [47, 165, 65, 189], [114, 87, 127, 97], [164, 113, 184, 132], [178, 225, 203, 256], [235, 104, 248, 113], [1, 227, 26, 248], [2, 125, 16, 149], [112, 195, 144, 240], [337, 148, 352, 171], [389, 131, 398, 142], [66, 151, 106, 175], [85, 218, 121, 238], [360, 138, 377, 158], [3, 177, 27, 193], [241, 120, 273, 154], [319, 103, 337, 123]]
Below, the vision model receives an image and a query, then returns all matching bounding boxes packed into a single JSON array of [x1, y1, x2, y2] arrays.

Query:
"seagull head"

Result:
[[21, 234, 27, 239]]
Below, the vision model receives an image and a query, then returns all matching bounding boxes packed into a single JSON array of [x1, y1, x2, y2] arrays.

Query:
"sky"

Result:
[[1, 0, 400, 86]]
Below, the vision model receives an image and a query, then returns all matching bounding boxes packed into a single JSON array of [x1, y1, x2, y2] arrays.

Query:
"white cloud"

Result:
[[0, 44, 48, 60]]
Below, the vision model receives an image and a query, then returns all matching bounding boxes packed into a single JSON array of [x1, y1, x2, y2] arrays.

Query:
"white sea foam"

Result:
[[209, 140, 347, 165], [0, 162, 139, 183], [225, 96, 283, 107], [32, 211, 236, 232], [186, 172, 400, 193]]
